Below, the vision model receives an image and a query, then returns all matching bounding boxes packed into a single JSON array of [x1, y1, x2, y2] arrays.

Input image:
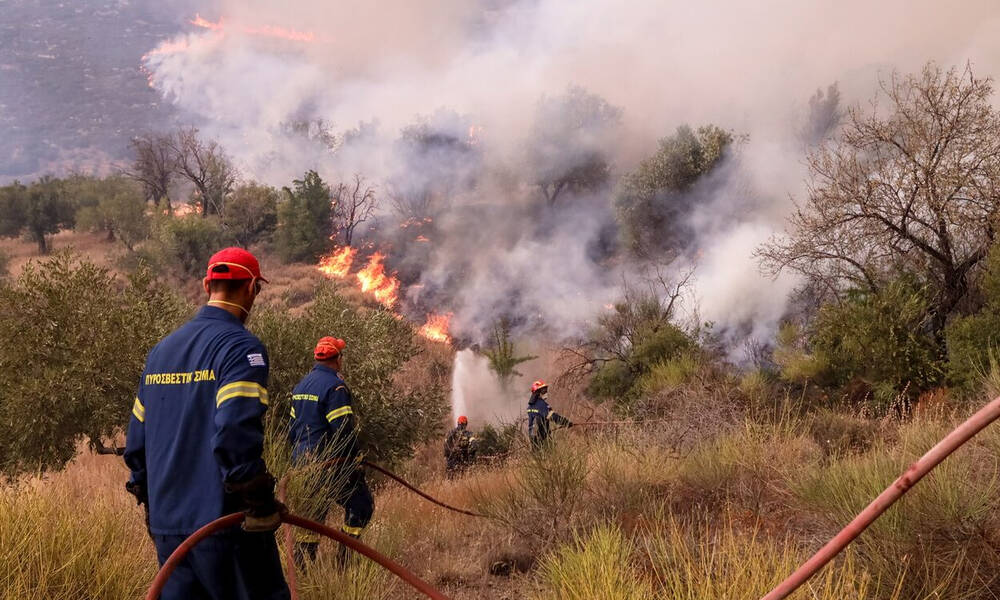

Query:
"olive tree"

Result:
[[0, 253, 190, 476]]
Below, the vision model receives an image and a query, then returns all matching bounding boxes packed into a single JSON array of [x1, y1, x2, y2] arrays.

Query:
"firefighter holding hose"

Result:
[[527, 380, 573, 448], [444, 415, 477, 477], [123, 247, 290, 600], [288, 336, 374, 568]]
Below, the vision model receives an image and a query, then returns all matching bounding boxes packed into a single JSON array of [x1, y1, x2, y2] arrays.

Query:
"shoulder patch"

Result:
[[247, 353, 266, 367]]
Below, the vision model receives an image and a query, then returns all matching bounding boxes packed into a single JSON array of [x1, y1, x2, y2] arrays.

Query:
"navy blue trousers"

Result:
[[153, 529, 290, 600]]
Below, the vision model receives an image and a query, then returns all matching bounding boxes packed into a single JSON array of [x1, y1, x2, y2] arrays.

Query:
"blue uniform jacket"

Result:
[[527, 393, 571, 442], [288, 364, 359, 463], [123, 306, 271, 536]]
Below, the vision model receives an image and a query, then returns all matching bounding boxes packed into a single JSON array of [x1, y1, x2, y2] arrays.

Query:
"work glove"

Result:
[[125, 481, 151, 535], [225, 472, 287, 533]]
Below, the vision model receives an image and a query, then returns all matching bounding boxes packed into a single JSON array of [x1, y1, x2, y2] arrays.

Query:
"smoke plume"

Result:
[[143, 0, 1000, 352]]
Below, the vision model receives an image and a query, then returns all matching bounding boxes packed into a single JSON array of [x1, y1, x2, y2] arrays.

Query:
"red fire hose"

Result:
[[761, 394, 1000, 600], [147, 460, 484, 600], [145, 511, 450, 600]]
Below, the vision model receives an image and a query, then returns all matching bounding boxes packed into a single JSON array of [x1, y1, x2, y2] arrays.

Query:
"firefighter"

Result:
[[123, 247, 289, 600], [527, 380, 573, 447], [444, 415, 477, 477], [288, 336, 374, 568]]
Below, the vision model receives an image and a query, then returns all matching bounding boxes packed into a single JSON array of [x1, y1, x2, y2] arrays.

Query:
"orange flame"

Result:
[[419, 313, 453, 344], [317, 246, 357, 279], [189, 12, 315, 42], [415, 235, 430, 243], [190, 13, 224, 31], [356, 252, 400, 308]]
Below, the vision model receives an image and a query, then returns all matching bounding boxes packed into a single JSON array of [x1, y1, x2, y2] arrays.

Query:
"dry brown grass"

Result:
[[0, 230, 118, 278]]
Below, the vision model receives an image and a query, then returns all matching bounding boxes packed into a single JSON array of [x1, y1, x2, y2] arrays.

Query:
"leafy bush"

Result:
[[138, 213, 228, 278], [70, 175, 149, 250], [0, 253, 190, 476], [251, 284, 448, 468], [581, 285, 696, 407], [221, 182, 278, 249], [946, 243, 1000, 393], [473, 422, 520, 460], [777, 281, 945, 403]]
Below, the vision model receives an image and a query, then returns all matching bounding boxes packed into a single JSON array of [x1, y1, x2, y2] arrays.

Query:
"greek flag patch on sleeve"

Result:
[[247, 353, 266, 367]]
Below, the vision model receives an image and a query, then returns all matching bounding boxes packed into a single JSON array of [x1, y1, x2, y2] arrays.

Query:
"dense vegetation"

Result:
[[5, 61, 1000, 599]]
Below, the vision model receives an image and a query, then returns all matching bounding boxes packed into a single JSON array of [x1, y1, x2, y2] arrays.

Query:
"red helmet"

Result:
[[314, 336, 346, 360], [457, 415, 468, 425], [531, 380, 548, 393]]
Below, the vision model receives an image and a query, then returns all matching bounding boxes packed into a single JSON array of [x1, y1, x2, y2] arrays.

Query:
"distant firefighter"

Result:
[[287, 336, 374, 569], [444, 415, 477, 477], [527, 380, 573, 448], [123, 248, 289, 600]]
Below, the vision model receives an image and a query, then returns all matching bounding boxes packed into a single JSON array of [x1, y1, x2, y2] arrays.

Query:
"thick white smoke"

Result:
[[143, 0, 1000, 351]]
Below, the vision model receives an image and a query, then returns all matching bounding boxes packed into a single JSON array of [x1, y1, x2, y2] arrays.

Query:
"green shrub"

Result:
[[772, 322, 833, 385], [221, 183, 278, 249], [803, 281, 945, 402], [0, 252, 190, 476], [584, 290, 696, 405], [474, 423, 520, 460], [136, 213, 229, 278], [71, 175, 149, 250]]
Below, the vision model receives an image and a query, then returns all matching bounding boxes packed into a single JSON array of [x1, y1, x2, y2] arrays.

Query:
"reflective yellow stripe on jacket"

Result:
[[132, 397, 145, 422], [216, 381, 269, 408], [326, 405, 353, 422]]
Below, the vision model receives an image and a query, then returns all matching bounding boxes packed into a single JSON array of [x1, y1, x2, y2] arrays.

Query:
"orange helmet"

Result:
[[531, 380, 548, 393], [314, 336, 346, 360], [457, 415, 468, 425]]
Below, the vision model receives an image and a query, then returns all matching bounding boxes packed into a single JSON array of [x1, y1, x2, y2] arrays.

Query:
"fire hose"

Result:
[[760, 394, 1000, 600], [144, 511, 450, 600], [146, 459, 485, 600]]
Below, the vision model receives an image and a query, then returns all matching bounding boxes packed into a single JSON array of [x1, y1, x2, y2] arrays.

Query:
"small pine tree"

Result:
[[274, 170, 333, 262]]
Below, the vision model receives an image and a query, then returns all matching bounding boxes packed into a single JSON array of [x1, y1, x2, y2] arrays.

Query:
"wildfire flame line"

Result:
[[189, 13, 317, 42], [316, 247, 451, 343]]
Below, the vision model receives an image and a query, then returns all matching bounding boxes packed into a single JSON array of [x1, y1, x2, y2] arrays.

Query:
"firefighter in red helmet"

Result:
[[444, 415, 477, 477], [527, 380, 572, 448]]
